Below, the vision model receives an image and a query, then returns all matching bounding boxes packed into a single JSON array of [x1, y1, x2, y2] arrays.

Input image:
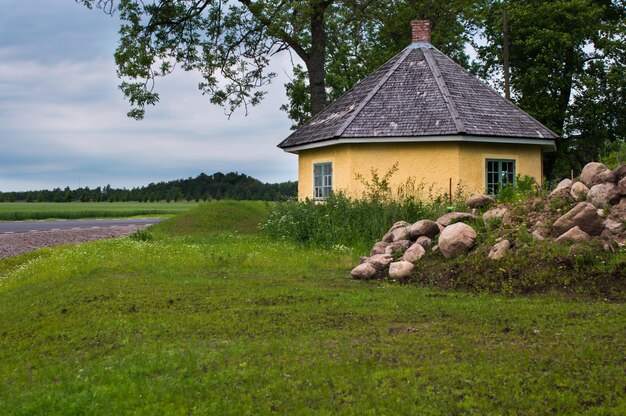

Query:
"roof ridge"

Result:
[[422, 47, 466, 134], [333, 48, 413, 138], [428, 47, 558, 139]]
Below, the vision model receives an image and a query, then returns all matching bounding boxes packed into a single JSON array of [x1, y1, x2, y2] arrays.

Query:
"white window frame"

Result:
[[313, 162, 333, 200]]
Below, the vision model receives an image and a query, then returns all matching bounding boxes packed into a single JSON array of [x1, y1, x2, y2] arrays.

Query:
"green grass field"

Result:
[[0, 201, 624, 414], [0, 202, 196, 221]]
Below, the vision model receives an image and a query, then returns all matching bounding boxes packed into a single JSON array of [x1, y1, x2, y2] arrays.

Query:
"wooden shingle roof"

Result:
[[278, 42, 558, 152]]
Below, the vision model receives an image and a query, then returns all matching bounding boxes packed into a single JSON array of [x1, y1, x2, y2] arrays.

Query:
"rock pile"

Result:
[[351, 162, 626, 281]]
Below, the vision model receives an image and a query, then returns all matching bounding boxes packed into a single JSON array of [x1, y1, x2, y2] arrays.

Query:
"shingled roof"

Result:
[[278, 21, 557, 152]]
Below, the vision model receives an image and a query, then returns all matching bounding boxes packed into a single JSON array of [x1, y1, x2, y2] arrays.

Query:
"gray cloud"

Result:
[[0, 0, 297, 192]]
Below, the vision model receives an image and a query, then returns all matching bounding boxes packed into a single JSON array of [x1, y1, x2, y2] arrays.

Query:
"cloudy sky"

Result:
[[0, 0, 298, 192]]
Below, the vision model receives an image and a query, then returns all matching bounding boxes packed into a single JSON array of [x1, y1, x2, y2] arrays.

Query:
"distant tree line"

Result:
[[0, 172, 297, 203]]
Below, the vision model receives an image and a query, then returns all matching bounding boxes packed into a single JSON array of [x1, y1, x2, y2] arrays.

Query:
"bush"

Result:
[[496, 174, 543, 203], [262, 192, 448, 251]]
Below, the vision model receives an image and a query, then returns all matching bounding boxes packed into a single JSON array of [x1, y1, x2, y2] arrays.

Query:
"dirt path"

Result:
[[0, 225, 149, 259]]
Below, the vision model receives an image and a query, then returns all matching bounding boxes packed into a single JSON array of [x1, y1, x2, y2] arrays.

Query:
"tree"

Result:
[[79, 0, 479, 122], [471, 0, 625, 177], [282, 0, 477, 127]]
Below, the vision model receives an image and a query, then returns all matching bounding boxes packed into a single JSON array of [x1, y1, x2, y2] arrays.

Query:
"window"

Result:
[[486, 159, 515, 195], [314, 162, 332, 199]]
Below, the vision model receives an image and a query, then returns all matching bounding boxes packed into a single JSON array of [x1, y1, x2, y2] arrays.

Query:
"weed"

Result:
[[129, 229, 153, 242], [496, 174, 542, 204]]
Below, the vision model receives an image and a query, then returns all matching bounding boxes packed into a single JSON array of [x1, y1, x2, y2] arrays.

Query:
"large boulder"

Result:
[[613, 165, 626, 182], [389, 226, 410, 242], [555, 226, 591, 244], [389, 261, 415, 279], [488, 239, 510, 260], [385, 240, 411, 256], [402, 243, 426, 263], [351, 262, 379, 280], [587, 183, 621, 208], [580, 162, 614, 187], [551, 202, 604, 237], [370, 241, 390, 255], [438, 222, 477, 259], [603, 219, 624, 235], [436, 212, 477, 227], [382, 221, 411, 243], [467, 194, 496, 209], [408, 219, 440, 239], [366, 253, 394, 271], [608, 198, 626, 223], [618, 177, 626, 195], [549, 179, 572, 197], [483, 207, 510, 224], [415, 236, 432, 250], [570, 182, 589, 200]]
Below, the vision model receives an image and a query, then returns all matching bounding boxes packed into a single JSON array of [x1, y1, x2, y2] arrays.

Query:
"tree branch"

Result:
[[238, 0, 309, 61]]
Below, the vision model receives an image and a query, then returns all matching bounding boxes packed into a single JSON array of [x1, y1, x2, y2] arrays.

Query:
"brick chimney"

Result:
[[411, 20, 432, 43]]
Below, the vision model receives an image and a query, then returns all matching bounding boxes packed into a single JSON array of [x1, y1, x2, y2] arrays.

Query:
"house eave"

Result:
[[281, 135, 557, 154]]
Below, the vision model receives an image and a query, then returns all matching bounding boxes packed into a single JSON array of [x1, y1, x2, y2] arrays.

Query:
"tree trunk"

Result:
[[307, 5, 328, 116]]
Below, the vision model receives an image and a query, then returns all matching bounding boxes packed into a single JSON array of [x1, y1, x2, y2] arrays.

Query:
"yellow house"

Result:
[[278, 20, 557, 200]]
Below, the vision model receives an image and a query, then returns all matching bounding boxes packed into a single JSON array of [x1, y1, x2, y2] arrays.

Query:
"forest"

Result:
[[0, 172, 297, 203]]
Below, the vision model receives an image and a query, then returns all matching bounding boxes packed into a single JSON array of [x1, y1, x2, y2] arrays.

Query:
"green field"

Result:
[[0, 202, 197, 221], [0, 201, 624, 414]]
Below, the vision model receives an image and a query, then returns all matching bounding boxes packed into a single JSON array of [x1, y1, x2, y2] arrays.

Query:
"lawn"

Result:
[[0, 201, 624, 414], [0, 201, 196, 221]]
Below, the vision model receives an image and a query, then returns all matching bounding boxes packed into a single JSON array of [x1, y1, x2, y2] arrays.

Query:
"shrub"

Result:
[[262, 192, 449, 251], [262, 165, 458, 251], [496, 174, 543, 204]]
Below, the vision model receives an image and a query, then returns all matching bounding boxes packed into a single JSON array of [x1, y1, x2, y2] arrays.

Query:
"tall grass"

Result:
[[262, 165, 471, 251], [262, 192, 448, 251]]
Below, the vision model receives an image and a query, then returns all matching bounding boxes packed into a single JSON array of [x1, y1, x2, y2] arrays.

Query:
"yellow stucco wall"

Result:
[[296, 141, 544, 200]]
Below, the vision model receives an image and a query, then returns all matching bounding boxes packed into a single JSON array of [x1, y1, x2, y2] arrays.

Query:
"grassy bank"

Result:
[[0, 202, 196, 221], [0, 201, 624, 414]]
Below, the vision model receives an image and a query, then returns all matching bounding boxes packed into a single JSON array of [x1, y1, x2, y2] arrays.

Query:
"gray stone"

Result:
[[488, 239, 510, 260], [370, 241, 390, 255], [604, 219, 624, 235], [351, 262, 379, 280], [580, 162, 612, 187], [415, 236, 432, 250], [552, 202, 604, 237], [384, 240, 411, 255], [613, 165, 626, 182], [555, 226, 591, 244], [549, 186, 574, 202], [390, 226, 410, 242], [389, 261, 415, 279], [608, 200, 626, 223], [556, 178, 573, 189], [587, 183, 621, 208], [402, 243, 426, 263], [366, 253, 394, 271], [483, 207, 510, 224], [436, 212, 477, 227], [619, 177, 626, 195], [531, 230, 545, 241], [466, 194, 496, 209], [408, 219, 440, 239], [438, 222, 477, 259], [570, 182, 589, 200], [550, 179, 572, 197], [382, 221, 411, 243]]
